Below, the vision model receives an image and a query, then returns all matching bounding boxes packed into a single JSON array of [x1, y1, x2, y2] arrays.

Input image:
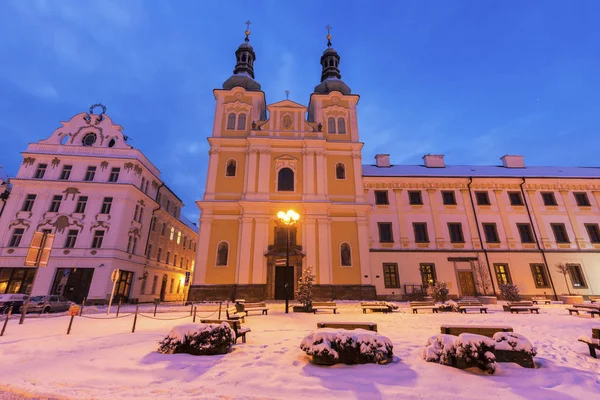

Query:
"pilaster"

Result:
[[252, 218, 269, 284], [460, 189, 481, 249], [315, 151, 328, 200], [302, 149, 316, 200], [525, 189, 551, 248], [393, 189, 410, 248], [317, 217, 332, 284], [236, 217, 254, 284], [427, 189, 444, 248], [256, 149, 271, 199], [352, 153, 366, 202], [243, 149, 258, 198], [203, 148, 220, 200], [558, 190, 585, 247], [357, 216, 372, 284], [193, 214, 213, 285], [493, 189, 516, 248]]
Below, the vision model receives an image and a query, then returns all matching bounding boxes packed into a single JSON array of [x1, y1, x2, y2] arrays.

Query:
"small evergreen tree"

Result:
[[296, 265, 315, 310], [499, 283, 521, 302], [555, 262, 572, 295], [428, 282, 450, 302]]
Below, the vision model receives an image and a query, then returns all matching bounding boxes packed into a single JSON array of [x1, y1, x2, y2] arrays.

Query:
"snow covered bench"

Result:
[[531, 297, 551, 305], [410, 301, 439, 314], [440, 325, 513, 338], [578, 328, 600, 358], [317, 321, 378, 332], [590, 296, 600, 304], [242, 302, 269, 315], [200, 319, 251, 344], [457, 301, 488, 314], [502, 301, 540, 314], [567, 304, 600, 317], [312, 302, 338, 314], [360, 302, 393, 314], [225, 301, 246, 321]]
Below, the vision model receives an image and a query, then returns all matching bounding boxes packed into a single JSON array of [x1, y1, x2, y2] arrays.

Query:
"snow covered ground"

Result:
[[0, 301, 599, 400]]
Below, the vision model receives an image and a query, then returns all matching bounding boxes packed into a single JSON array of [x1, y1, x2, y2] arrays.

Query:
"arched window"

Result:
[[226, 159, 237, 177], [237, 114, 247, 130], [337, 117, 346, 134], [327, 117, 336, 133], [335, 163, 346, 180], [227, 113, 236, 130], [341, 243, 352, 266], [277, 168, 294, 191], [216, 241, 229, 266]]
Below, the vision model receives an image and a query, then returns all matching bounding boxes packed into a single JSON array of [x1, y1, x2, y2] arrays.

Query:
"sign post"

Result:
[[107, 269, 120, 315], [19, 231, 54, 324]]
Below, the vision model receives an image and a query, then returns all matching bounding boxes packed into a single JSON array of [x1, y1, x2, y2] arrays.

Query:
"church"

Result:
[[189, 28, 600, 302]]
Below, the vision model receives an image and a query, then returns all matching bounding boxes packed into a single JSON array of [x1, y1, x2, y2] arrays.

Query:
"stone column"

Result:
[[558, 190, 585, 248], [204, 149, 220, 201], [236, 217, 254, 284], [256, 149, 271, 199]]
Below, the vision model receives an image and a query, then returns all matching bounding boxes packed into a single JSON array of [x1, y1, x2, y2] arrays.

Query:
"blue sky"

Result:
[[1, 1, 599, 221]]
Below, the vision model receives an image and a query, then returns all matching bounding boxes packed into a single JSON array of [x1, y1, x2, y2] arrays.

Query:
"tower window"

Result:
[[109, 167, 120, 182], [327, 117, 336, 133], [277, 168, 294, 191], [34, 164, 47, 179], [340, 243, 352, 266], [237, 114, 247, 130], [337, 118, 346, 134], [227, 113, 236, 130], [226, 160, 237, 177], [59, 165, 72, 180], [216, 241, 229, 266], [335, 163, 346, 179]]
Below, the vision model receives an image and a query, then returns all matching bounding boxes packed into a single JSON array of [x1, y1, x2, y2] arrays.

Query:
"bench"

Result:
[[457, 301, 488, 314], [224, 301, 246, 322], [312, 302, 338, 314], [502, 301, 540, 314], [200, 319, 251, 344], [567, 304, 600, 317], [317, 321, 377, 332], [410, 301, 439, 314], [589, 296, 600, 304], [578, 328, 600, 358], [531, 297, 552, 305], [360, 302, 393, 314], [242, 302, 269, 315], [440, 325, 513, 338]]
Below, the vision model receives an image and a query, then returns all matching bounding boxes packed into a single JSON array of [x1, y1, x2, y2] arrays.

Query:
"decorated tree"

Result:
[[296, 265, 315, 311], [555, 262, 572, 295]]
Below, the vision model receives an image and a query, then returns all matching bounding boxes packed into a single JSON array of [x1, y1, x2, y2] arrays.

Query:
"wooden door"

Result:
[[458, 271, 476, 296]]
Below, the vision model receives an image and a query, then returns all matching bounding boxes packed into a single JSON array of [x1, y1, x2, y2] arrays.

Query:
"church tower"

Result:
[[190, 26, 374, 301]]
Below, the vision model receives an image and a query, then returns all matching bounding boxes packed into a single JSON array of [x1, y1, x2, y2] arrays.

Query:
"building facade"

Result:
[[0, 106, 197, 304], [190, 31, 600, 301]]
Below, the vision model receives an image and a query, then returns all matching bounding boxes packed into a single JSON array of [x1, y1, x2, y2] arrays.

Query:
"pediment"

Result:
[[268, 99, 307, 110]]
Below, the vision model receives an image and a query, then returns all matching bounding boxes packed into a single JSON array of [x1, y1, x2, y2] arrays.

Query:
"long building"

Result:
[[0, 106, 197, 304], [190, 30, 599, 301]]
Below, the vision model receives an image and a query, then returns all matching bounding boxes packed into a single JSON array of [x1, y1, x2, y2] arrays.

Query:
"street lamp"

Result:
[[277, 209, 300, 314]]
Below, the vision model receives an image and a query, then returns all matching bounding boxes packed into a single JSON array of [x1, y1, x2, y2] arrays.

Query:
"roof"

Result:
[[362, 164, 600, 179], [179, 215, 198, 233]]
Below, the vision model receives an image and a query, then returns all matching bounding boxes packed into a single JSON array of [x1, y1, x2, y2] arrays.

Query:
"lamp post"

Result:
[[277, 209, 300, 314]]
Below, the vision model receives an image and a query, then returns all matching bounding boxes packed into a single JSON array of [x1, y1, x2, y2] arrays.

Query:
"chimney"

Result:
[[375, 154, 390, 167], [500, 155, 525, 168], [422, 154, 445, 168]]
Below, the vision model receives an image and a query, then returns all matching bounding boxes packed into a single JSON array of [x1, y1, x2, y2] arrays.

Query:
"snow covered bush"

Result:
[[438, 300, 459, 312], [422, 334, 456, 365], [499, 283, 521, 302], [493, 332, 536, 356], [295, 265, 315, 311], [428, 282, 450, 302], [422, 333, 497, 374], [158, 323, 235, 356], [300, 328, 393, 365]]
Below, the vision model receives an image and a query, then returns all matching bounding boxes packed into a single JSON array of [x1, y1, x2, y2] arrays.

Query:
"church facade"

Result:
[[190, 31, 600, 301]]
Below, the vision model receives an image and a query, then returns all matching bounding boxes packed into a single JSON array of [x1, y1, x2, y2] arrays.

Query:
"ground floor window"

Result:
[[50, 268, 94, 304], [567, 264, 587, 288], [114, 270, 134, 302], [494, 264, 512, 285], [419, 263, 437, 288], [530, 264, 550, 288], [382, 263, 400, 288], [0, 268, 35, 294]]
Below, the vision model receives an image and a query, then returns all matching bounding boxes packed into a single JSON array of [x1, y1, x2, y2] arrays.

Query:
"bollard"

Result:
[[132, 305, 139, 333], [67, 314, 75, 335], [116, 298, 122, 317], [79, 297, 86, 316], [189, 302, 194, 316], [218, 301, 222, 320], [154, 302, 158, 317], [193, 306, 197, 323], [1, 306, 12, 337]]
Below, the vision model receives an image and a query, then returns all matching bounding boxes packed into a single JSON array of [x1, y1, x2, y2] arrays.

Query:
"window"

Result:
[[161, 223, 166, 236], [378, 222, 393, 243], [151, 276, 158, 294], [180, 258, 184, 268], [340, 243, 352, 266], [327, 117, 336, 133], [374, 190, 389, 205], [141, 177, 145, 191], [157, 248, 163, 262], [574, 192, 591, 207], [59, 165, 72, 180], [475, 191, 491, 205], [408, 191, 423, 205], [382, 263, 400, 288], [134, 205, 139, 221], [508, 192, 524, 206], [21, 194, 36, 212], [237, 114, 246, 130], [226, 160, 237, 177], [9, 229, 24, 247], [170, 227, 175, 241], [127, 236, 133, 253], [217, 242, 229, 266], [419, 264, 437, 287], [447, 223, 464, 243], [34, 163, 47, 179], [517, 223, 535, 243], [146, 243, 152, 259], [173, 254, 178, 266], [177, 279, 182, 294], [551, 223, 570, 243], [75, 196, 88, 213], [151, 217, 157, 231], [183, 236, 187, 247], [413, 223, 429, 243], [482, 223, 499, 243], [335, 163, 346, 179], [227, 113, 236, 130], [337, 117, 346, 134], [91, 230, 105, 248], [138, 207, 144, 222], [494, 264, 512, 285], [585, 223, 600, 243], [530, 264, 550, 288], [568, 264, 587, 288], [48, 195, 62, 212], [442, 191, 456, 205], [277, 168, 294, 191], [541, 192, 557, 206], [177, 231, 181, 244], [109, 167, 120, 182], [100, 197, 113, 214], [64, 230, 78, 248], [170, 278, 174, 294], [166, 251, 171, 264], [84, 166, 96, 181]]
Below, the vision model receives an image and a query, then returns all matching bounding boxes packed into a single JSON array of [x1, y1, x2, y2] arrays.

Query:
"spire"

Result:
[[314, 25, 351, 95], [222, 21, 261, 91]]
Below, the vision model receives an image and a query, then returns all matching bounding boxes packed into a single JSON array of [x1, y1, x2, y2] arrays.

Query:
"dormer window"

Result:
[[327, 117, 346, 134], [328, 117, 336, 133], [82, 132, 97, 146], [226, 160, 237, 177], [337, 117, 346, 134], [227, 113, 236, 130], [237, 114, 246, 130], [226, 112, 248, 130]]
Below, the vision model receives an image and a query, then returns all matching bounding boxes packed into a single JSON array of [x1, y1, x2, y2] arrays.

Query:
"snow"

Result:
[[300, 328, 392, 360], [1, 302, 599, 399], [493, 332, 537, 354], [166, 323, 230, 342]]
